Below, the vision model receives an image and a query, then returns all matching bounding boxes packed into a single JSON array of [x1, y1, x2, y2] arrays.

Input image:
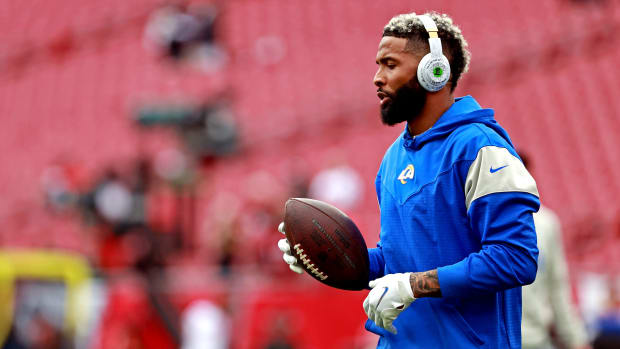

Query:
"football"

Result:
[[283, 198, 370, 291]]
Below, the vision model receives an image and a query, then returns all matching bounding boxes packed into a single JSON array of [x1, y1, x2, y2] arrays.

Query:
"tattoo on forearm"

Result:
[[410, 270, 442, 298]]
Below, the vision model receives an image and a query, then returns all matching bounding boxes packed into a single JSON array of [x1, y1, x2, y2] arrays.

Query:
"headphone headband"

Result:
[[418, 15, 443, 57], [418, 15, 438, 33]]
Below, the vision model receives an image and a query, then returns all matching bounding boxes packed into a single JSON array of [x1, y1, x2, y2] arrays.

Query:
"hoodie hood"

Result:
[[403, 96, 513, 150]]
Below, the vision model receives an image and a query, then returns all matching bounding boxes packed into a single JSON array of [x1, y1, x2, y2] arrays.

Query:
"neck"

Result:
[[407, 90, 455, 136]]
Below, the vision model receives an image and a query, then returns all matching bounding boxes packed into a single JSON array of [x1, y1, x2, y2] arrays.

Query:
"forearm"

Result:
[[437, 193, 540, 299], [368, 247, 386, 283], [410, 269, 442, 298]]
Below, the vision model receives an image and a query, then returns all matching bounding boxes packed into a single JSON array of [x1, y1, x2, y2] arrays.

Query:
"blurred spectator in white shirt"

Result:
[[520, 152, 590, 349], [308, 150, 363, 211], [181, 300, 229, 349], [522, 205, 591, 349]]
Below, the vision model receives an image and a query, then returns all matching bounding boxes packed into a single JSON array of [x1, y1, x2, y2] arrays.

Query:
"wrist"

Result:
[[409, 270, 442, 298]]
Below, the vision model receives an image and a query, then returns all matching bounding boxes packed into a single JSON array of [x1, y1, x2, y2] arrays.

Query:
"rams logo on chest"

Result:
[[398, 164, 415, 184]]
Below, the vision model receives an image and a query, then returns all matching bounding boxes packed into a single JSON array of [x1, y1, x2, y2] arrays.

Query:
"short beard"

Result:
[[380, 78, 427, 126]]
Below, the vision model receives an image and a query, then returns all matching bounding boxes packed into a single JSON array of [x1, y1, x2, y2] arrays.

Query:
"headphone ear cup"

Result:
[[417, 54, 451, 92]]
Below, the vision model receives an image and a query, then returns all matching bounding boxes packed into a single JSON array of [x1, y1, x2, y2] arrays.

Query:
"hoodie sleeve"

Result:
[[437, 145, 540, 298], [368, 244, 386, 283], [367, 166, 386, 284]]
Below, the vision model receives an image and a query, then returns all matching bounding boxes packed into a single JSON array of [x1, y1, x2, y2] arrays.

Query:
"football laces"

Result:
[[294, 243, 328, 281]]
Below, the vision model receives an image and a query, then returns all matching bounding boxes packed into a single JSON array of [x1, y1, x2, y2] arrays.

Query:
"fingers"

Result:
[[367, 306, 376, 326], [278, 238, 291, 253], [363, 296, 373, 320], [289, 264, 303, 274], [386, 324, 398, 335], [381, 308, 400, 334], [277, 222, 303, 274], [370, 304, 400, 334], [364, 286, 381, 324], [366, 277, 383, 326], [278, 238, 302, 274], [278, 222, 285, 234], [373, 310, 384, 330], [283, 253, 298, 265]]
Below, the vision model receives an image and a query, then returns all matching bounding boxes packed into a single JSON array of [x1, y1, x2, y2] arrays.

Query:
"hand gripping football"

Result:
[[283, 198, 369, 290]]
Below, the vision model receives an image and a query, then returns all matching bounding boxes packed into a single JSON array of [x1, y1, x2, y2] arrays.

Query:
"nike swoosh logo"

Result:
[[377, 287, 389, 307], [490, 165, 509, 173]]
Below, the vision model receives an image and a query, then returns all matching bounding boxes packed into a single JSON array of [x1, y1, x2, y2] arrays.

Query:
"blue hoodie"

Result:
[[366, 96, 540, 348]]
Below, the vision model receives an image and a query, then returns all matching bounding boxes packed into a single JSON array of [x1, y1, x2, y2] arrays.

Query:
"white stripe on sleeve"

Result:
[[464, 146, 539, 210]]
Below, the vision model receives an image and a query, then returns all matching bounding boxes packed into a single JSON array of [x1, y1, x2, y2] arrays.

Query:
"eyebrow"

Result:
[[376, 56, 398, 65]]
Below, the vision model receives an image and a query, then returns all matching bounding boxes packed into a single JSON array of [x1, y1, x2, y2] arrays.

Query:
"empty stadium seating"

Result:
[[1, 0, 619, 347]]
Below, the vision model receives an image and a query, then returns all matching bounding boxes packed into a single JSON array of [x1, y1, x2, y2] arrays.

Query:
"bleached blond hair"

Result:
[[383, 12, 470, 92]]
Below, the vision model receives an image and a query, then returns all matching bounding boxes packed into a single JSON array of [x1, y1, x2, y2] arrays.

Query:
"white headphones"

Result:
[[417, 15, 451, 92]]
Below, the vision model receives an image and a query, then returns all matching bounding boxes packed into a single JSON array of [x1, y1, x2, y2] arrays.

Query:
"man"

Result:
[[522, 205, 591, 349], [520, 154, 591, 349], [279, 12, 540, 348]]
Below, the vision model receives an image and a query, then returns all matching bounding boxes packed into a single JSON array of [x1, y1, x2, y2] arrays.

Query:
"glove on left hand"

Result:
[[277, 222, 303, 274]]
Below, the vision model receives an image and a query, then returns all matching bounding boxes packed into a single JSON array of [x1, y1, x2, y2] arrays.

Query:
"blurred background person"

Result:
[[180, 299, 230, 349], [591, 279, 620, 349], [308, 149, 364, 212], [521, 152, 591, 349]]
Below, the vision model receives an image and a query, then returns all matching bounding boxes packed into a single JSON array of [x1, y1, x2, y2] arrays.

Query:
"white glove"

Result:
[[277, 222, 303, 274], [363, 273, 416, 334]]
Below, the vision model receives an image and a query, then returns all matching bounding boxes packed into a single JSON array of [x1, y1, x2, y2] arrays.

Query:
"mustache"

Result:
[[377, 88, 395, 98]]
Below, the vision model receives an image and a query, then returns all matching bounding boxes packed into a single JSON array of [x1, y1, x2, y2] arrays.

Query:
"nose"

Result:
[[373, 68, 385, 87]]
